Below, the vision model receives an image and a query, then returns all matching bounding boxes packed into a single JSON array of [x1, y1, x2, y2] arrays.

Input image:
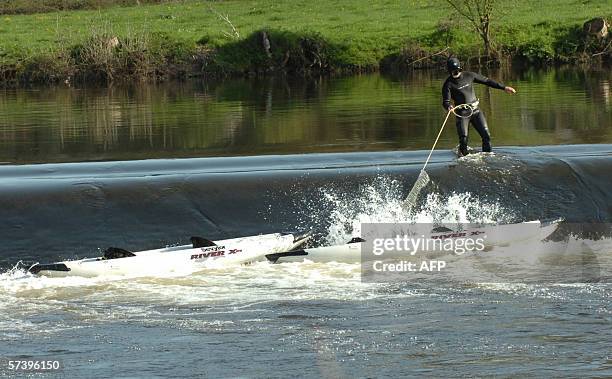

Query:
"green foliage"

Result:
[[380, 41, 436, 71], [515, 38, 556, 64], [0, 0, 609, 85], [425, 19, 471, 48], [211, 29, 337, 74], [29, 30, 198, 83], [150, 33, 194, 64], [21, 53, 73, 84], [196, 35, 222, 48], [70, 34, 153, 81], [552, 25, 586, 63], [0, 0, 170, 15]]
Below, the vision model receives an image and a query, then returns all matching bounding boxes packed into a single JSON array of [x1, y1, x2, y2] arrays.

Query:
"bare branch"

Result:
[[592, 39, 612, 57], [445, 0, 497, 57], [207, 3, 240, 39], [407, 46, 450, 66], [445, 0, 472, 21], [445, 0, 480, 32]]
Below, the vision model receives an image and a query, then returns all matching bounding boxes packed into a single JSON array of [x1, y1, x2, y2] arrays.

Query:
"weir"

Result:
[[1, 144, 611, 268]]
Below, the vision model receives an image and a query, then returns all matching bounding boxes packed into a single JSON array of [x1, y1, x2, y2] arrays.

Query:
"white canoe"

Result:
[[29, 232, 310, 278], [266, 220, 562, 264]]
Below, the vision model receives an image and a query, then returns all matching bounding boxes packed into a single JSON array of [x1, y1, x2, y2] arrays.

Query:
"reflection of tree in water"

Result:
[[0, 69, 610, 163]]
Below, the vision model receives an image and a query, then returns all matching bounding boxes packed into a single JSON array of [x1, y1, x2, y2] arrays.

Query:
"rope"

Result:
[[452, 103, 476, 118], [403, 103, 474, 209], [422, 103, 476, 170]]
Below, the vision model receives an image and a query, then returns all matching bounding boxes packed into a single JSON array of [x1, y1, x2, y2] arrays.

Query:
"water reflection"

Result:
[[0, 68, 610, 164]]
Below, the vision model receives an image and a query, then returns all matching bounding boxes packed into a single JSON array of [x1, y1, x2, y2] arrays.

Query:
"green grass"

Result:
[[0, 0, 609, 84], [0, 0, 170, 15]]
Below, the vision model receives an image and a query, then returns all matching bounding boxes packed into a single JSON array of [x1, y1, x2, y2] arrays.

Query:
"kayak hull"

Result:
[[30, 232, 309, 278], [271, 220, 562, 263]]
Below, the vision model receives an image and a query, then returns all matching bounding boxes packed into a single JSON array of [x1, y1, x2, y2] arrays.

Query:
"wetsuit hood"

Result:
[[447, 57, 462, 74]]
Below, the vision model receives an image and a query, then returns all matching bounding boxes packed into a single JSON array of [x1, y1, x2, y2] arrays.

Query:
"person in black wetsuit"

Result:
[[442, 57, 516, 156]]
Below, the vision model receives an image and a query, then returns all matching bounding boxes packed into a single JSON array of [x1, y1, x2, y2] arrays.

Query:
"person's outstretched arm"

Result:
[[473, 73, 516, 94]]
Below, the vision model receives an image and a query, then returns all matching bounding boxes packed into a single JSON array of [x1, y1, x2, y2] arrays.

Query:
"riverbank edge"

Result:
[[1, 26, 610, 87]]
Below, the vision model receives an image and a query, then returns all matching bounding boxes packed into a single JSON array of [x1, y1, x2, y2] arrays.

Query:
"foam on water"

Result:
[[0, 261, 381, 309], [0, 173, 567, 297], [0, 260, 383, 340], [315, 175, 515, 245], [0, 173, 609, 345]]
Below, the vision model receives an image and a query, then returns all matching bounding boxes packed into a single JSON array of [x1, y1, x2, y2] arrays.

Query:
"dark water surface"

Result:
[[0, 68, 610, 164], [1, 144, 612, 268], [0, 69, 611, 378]]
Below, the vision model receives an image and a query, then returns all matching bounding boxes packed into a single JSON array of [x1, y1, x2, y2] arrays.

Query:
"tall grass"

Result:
[[0, 0, 609, 85], [71, 29, 153, 81], [0, 0, 174, 15]]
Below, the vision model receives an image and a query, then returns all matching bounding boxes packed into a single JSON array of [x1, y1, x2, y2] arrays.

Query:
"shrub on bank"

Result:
[[69, 32, 164, 82], [23, 55, 72, 84], [1, 19, 610, 86], [0, 31, 199, 85], [205, 29, 338, 75], [0, 0, 170, 15]]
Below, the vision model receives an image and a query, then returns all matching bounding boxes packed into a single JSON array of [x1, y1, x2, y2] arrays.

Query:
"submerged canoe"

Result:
[[30, 232, 311, 278], [267, 220, 562, 263]]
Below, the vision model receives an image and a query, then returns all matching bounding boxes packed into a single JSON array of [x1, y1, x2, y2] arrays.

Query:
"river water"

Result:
[[1, 69, 611, 377], [0, 68, 610, 164]]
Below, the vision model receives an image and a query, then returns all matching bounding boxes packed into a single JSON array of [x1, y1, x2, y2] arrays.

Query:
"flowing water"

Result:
[[1, 69, 611, 377]]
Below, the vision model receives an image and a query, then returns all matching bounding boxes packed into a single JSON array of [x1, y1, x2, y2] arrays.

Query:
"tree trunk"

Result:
[[480, 18, 492, 57], [583, 18, 609, 40]]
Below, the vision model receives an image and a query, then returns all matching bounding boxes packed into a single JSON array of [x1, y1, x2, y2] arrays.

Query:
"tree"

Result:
[[445, 0, 496, 57]]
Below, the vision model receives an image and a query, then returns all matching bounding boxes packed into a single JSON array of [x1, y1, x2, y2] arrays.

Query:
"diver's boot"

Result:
[[482, 140, 492, 153], [459, 136, 469, 156]]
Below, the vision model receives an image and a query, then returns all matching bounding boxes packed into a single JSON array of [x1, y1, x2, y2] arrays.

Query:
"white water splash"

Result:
[[414, 192, 513, 225], [318, 176, 515, 245]]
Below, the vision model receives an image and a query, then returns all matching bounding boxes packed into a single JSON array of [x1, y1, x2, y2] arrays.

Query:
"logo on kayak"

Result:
[[430, 230, 485, 239], [190, 246, 243, 260]]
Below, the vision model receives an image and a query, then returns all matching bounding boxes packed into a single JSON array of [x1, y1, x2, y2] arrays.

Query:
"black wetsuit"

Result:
[[442, 71, 505, 155]]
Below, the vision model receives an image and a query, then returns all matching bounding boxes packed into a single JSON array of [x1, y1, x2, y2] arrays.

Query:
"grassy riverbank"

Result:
[[0, 0, 610, 85], [0, 0, 170, 15]]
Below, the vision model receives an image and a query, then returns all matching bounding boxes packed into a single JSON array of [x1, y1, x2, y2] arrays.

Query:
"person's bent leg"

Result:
[[472, 111, 492, 152], [456, 117, 470, 156]]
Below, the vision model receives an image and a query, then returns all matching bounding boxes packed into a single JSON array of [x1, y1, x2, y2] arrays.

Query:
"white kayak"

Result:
[[266, 219, 562, 264], [29, 232, 310, 278]]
